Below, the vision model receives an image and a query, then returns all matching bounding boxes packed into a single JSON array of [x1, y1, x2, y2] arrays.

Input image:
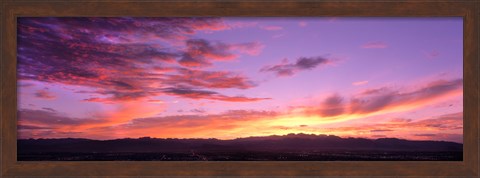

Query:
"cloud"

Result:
[[147, 99, 164, 104], [18, 17, 267, 103], [359, 112, 461, 133], [165, 68, 257, 90], [18, 125, 53, 130], [306, 94, 345, 117], [350, 93, 395, 114], [18, 109, 103, 128], [18, 129, 84, 139], [350, 78, 462, 115], [190, 109, 206, 113], [301, 78, 462, 117], [34, 90, 56, 100], [82, 90, 151, 103], [352, 80, 368, 86], [260, 56, 332, 77], [389, 118, 412, 123], [19, 98, 167, 135], [419, 133, 462, 143], [411, 112, 463, 130], [83, 97, 115, 104], [18, 82, 35, 88], [414, 134, 436, 137], [360, 87, 388, 95], [230, 42, 264, 56], [260, 25, 283, 31], [64, 109, 279, 139], [42, 107, 57, 112], [19, 18, 191, 101], [162, 87, 271, 102], [317, 112, 463, 142], [161, 87, 216, 98], [361, 41, 388, 49], [179, 39, 237, 67], [370, 129, 394, 132], [178, 39, 264, 67]]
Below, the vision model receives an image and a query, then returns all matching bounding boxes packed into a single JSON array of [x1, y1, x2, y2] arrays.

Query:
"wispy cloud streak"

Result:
[[260, 56, 333, 77]]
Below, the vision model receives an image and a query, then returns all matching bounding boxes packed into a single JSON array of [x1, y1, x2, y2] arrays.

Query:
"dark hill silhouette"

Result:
[[18, 133, 462, 153]]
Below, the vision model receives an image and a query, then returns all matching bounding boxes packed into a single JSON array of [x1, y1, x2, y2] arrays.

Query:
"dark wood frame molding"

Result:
[[1, 0, 479, 177]]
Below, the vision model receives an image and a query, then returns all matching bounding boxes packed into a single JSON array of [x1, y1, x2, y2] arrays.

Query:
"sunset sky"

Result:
[[17, 17, 463, 143]]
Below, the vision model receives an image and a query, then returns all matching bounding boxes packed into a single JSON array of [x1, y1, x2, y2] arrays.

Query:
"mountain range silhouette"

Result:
[[18, 133, 462, 153]]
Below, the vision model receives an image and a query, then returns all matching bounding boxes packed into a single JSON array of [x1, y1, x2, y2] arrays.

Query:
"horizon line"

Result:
[[17, 133, 464, 144]]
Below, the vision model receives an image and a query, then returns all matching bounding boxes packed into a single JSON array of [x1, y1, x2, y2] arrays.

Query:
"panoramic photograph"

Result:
[[17, 17, 463, 161]]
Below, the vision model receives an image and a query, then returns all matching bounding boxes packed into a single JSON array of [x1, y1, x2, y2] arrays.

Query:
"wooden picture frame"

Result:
[[1, 0, 478, 177]]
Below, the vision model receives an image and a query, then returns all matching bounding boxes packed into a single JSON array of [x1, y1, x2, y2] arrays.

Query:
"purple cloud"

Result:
[[162, 87, 271, 102], [17, 17, 268, 103], [165, 68, 257, 90], [260, 56, 332, 77], [306, 94, 345, 117]]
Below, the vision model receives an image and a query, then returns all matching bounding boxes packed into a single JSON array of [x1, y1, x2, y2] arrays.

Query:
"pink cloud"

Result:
[[231, 42, 264, 56], [188, 18, 230, 32], [352, 80, 369, 86]]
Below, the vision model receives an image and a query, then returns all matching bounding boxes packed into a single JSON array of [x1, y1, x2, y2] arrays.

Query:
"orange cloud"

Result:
[[19, 99, 166, 135], [66, 110, 279, 140]]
